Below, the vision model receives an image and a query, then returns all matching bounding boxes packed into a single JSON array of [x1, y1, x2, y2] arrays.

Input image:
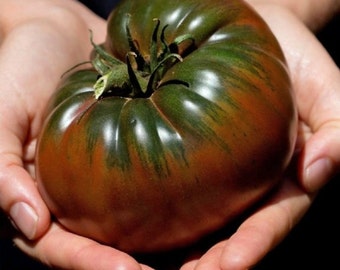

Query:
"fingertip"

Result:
[[303, 157, 333, 192], [0, 166, 51, 240], [9, 202, 39, 240], [8, 199, 51, 241], [179, 260, 198, 270], [220, 240, 259, 270], [298, 128, 340, 193]]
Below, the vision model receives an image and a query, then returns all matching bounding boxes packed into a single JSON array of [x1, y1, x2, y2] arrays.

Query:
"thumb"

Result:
[[257, 6, 340, 192], [299, 122, 340, 192], [0, 131, 51, 240], [286, 19, 340, 192]]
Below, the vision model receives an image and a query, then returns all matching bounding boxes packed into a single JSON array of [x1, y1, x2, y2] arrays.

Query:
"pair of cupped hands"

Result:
[[0, 0, 339, 269]]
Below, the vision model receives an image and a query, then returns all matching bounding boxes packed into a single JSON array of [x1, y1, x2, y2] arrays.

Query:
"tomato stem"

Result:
[[91, 16, 194, 99]]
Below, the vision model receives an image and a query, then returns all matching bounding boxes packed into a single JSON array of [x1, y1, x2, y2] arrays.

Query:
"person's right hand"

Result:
[[0, 1, 152, 269], [180, 2, 340, 269]]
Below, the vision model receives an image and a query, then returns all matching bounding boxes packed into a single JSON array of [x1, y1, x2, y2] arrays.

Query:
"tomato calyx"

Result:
[[92, 16, 195, 99]]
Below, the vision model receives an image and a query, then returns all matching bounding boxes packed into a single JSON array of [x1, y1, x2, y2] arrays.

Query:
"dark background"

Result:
[[0, 11, 339, 270]]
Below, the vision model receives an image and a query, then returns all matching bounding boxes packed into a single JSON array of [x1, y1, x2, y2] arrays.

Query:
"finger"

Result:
[[299, 124, 340, 192], [218, 179, 313, 270], [0, 165, 50, 241], [279, 15, 340, 192], [255, 6, 340, 192], [180, 242, 225, 270], [0, 127, 51, 240], [14, 223, 154, 270], [180, 260, 199, 270], [278, 14, 340, 192], [293, 39, 340, 192]]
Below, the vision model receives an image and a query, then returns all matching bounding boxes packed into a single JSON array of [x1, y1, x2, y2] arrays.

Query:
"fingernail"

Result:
[[305, 158, 333, 192], [9, 202, 38, 240]]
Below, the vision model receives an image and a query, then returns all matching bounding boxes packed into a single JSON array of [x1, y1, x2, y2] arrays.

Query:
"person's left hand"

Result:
[[181, 4, 340, 270]]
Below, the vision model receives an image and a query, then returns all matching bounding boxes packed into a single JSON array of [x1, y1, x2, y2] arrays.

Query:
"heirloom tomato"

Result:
[[36, 0, 298, 253]]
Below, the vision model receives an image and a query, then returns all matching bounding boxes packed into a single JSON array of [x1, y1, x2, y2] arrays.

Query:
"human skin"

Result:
[[247, 0, 340, 30], [247, 0, 340, 194], [0, 0, 339, 269]]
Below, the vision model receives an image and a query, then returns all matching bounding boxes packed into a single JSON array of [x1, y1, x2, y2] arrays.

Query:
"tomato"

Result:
[[35, 0, 297, 253]]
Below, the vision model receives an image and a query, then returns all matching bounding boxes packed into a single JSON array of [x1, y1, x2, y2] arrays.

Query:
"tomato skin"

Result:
[[36, 0, 297, 252]]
